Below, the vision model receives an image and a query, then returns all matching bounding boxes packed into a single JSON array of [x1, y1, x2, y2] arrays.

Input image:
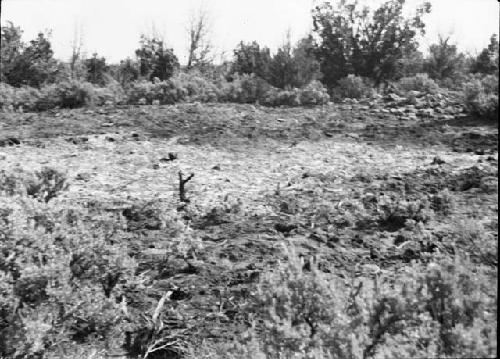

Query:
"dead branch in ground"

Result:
[[178, 171, 195, 203]]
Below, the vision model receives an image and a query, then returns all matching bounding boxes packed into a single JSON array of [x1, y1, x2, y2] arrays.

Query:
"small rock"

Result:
[[431, 156, 446, 165], [0, 137, 20, 147], [75, 173, 92, 181], [212, 165, 221, 170], [101, 122, 114, 127], [105, 137, 115, 142], [274, 223, 297, 235], [474, 149, 485, 155], [159, 152, 178, 162], [362, 263, 381, 276]]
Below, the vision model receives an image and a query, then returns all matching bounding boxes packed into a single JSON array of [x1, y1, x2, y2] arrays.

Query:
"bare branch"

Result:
[[178, 171, 195, 203], [186, 6, 213, 70]]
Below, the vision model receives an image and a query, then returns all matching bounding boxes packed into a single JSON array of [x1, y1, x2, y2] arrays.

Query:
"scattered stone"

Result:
[[212, 165, 221, 170], [362, 263, 381, 276], [274, 223, 297, 235], [159, 152, 178, 162], [431, 156, 446, 165], [346, 133, 360, 139], [101, 122, 114, 127], [475, 149, 485, 155], [66, 137, 88, 145], [75, 173, 92, 182], [0, 137, 20, 147]]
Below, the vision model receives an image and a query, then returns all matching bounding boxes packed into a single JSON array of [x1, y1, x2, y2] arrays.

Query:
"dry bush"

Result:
[[126, 79, 188, 105], [221, 73, 272, 104], [0, 171, 137, 357], [174, 71, 222, 102], [209, 243, 498, 359], [395, 73, 440, 95], [0, 80, 125, 112], [334, 75, 374, 100], [298, 81, 330, 106], [463, 74, 499, 121]]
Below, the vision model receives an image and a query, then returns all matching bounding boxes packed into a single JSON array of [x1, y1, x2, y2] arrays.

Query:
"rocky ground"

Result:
[[0, 102, 497, 357]]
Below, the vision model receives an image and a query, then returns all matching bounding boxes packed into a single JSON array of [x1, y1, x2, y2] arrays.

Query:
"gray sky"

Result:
[[2, 0, 499, 64]]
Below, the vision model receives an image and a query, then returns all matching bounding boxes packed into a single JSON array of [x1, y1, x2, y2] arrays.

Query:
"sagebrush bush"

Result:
[[463, 74, 499, 121], [174, 71, 222, 102], [243, 246, 360, 359], [0, 83, 43, 111], [1, 72, 331, 110], [233, 244, 497, 359], [0, 80, 121, 111], [396, 73, 440, 95], [51, 80, 99, 108], [0, 167, 69, 202], [262, 87, 300, 106], [0, 168, 142, 358], [222, 73, 272, 104], [126, 79, 187, 105], [93, 78, 127, 105], [334, 75, 373, 100], [298, 80, 330, 106]]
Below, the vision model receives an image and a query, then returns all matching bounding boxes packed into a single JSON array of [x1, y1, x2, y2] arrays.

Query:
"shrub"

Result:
[[222, 74, 272, 104], [463, 74, 499, 121], [395, 73, 440, 95], [298, 80, 330, 105], [430, 189, 455, 216], [240, 244, 497, 359], [247, 246, 359, 358], [174, 72, 222, 102], [262, 87, 299, 107], [334, 75, 373, 99], [126, 79, 187, 105], [1, 80, 118, 111], [0, 172, 139, 358], [0, 83, 42, 111], [93, 79, 127, 105], [377, 195, 434, 231]]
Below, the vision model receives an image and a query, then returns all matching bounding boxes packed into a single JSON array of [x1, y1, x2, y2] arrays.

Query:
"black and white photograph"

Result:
[[0, 0, 498, 358]]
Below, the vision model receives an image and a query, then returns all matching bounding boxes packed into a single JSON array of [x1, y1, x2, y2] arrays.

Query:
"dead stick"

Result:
[[178, 171, 194, 203]]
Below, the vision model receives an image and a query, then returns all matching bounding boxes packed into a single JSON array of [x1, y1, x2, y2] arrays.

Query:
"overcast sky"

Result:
[[2, 0, 499, 64]]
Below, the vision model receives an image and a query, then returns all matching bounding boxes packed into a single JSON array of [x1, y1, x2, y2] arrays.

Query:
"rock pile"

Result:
[[342, 90, 467, 120]]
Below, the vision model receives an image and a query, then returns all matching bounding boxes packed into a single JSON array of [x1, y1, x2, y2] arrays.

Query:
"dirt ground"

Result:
[[0, 103, 497, 355]]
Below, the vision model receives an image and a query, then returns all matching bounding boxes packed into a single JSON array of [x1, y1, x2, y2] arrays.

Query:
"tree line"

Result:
[[0, 0, 498, 93]]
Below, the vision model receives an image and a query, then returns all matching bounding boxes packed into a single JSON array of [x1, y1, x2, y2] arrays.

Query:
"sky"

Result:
[[2, 0, 499, 64]]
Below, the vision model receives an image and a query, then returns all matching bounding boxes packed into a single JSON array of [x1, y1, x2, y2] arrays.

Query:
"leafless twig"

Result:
[[178, 171, 195, 203]]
